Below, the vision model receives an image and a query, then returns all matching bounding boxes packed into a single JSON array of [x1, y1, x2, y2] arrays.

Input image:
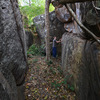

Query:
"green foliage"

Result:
[[18, 0, 55, 27], [33, 59, 38, 63], [68, 85, 75, 91], [51, 75, 75, 91], [51, 80, 61, 89], [57, 66, 63, 75], [27, 44, 40, 56], [27, 44, 39, 55], [49, 3, 55, 12], [46, 60, 53, 66], [27, 44, 45, 56], [36, 66, 40, 69], [49, 67, 56, 75]]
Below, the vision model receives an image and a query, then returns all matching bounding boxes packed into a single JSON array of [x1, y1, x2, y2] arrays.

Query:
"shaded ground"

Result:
[[25, 55, 76, 100]]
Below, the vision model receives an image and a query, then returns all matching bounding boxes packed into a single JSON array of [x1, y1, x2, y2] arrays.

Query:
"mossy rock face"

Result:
[[62, 33, 100, 100]]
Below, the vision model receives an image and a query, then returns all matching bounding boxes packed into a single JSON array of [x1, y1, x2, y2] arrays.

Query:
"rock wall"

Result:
[[80, 1, 100, 39], [51, 1, 100, 100], [33, 11, 65, 43], [62, 33, 100, 100], [25, 31, 33, 50], [0, 0, 28, 100], [33, 11, 65, 55]]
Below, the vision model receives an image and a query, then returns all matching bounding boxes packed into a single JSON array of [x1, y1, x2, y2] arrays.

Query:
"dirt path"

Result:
[[25, 56, 75, 100]]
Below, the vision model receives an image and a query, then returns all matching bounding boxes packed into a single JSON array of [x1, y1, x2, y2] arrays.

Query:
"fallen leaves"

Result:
[[44, 95, 48, 100], [25, 56, 76, 100]]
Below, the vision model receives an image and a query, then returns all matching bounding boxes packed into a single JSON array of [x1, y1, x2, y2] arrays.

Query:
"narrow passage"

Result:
[[25, 56, 75, 100]]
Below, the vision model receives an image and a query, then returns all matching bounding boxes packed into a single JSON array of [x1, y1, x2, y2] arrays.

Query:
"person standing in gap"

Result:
[[52, 36, 61, 58]]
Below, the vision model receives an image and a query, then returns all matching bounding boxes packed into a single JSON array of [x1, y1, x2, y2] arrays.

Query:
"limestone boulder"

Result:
[[80, 1, 100, 38], [55, 5, 72, 23], [33, 11, 65, 55], [62, 33, 100, 100], [0, 0, 28, 100], [33, 11, 65, 43], [25, 31, 33, 50]]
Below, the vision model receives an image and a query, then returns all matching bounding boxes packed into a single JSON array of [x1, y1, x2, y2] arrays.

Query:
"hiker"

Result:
[[52, 36, 61, 58]]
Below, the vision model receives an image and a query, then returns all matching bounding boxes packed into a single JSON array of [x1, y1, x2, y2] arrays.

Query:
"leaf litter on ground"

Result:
[[25, 56, 76, 100]]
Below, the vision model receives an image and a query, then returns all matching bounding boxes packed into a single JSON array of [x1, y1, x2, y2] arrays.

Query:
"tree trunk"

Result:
[[45, 0, 50, 61]]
